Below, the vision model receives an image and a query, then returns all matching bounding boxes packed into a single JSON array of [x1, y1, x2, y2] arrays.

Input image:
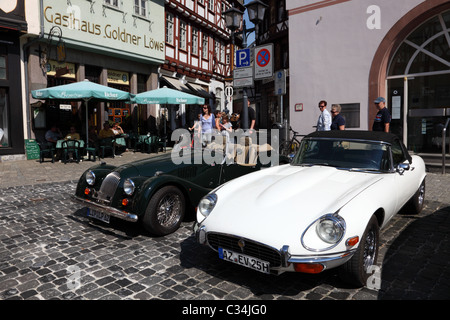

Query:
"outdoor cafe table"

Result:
[[56, 139, 85, 149]]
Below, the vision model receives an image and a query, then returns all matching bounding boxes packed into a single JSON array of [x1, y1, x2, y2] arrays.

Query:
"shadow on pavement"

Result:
[[378, 201, 450, 299]]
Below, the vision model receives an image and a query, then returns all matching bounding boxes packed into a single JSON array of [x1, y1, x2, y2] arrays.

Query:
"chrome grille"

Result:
[[96, 172, 121, 203], [207, 232, 282, 267]]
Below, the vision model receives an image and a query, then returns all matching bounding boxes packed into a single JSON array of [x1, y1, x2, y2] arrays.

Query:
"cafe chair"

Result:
[[143, 135, 159, 153], [158, 135, 167, 153], [85, 143, 99, 162], [37, 138, 56, 163], [62, 139, 81, 163], [99, 137, 116, 158]]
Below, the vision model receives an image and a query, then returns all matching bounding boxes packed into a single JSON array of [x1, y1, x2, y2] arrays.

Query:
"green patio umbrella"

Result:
[[131, 87, 205, 105], [129, 86, 205, 137], [32, 79, 133, 147]]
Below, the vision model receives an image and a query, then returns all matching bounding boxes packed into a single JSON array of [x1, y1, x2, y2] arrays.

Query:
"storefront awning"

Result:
[[186, 82, 214, 99], [160, 76, 195, 94]]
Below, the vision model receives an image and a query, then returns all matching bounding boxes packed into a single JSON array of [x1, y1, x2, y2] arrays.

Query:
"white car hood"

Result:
[[205, 165, 383, 251]]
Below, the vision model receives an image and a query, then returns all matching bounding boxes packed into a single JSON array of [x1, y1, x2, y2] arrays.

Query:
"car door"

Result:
[[391, 140, 418, 210]]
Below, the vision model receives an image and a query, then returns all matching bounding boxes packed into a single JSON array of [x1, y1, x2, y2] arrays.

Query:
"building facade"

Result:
[[255, 0, 289, 130], [287, 0, 450, 153], [161, 0, 241, 130], [26, 0, 165, 143], [0, 0, 27, 158]]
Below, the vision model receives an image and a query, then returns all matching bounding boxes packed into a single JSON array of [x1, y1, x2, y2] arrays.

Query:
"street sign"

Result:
[[233, 77, 253, 88], [274, 69, 286, 95], [225, 86, 233, 98], [233, 66, 253, 88], [235, 48, 251, 68], [234, 67, 253, 79], [254, 44, 273, 79]]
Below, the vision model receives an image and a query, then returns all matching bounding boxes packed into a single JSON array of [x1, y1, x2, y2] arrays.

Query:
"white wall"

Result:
[[287, 0, 424, 134]]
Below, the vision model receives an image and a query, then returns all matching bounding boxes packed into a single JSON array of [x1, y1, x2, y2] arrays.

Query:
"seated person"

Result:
[[98, 122, 114, 139], [88, 126, 98, 146], [45, 125, 62, 146], [65, 126, 80, 140], [112, 123, 124, 136]]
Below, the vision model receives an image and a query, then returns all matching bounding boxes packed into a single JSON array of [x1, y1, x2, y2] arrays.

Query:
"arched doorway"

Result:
[[369, 0, 450, 153], [388, 10, 450, 153]]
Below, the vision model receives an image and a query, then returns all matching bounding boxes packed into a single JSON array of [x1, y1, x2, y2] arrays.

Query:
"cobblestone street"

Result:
[[0, 151, 450, 304]]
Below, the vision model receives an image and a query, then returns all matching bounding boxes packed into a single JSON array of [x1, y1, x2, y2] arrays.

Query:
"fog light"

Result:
[[294, 263, 324, 274]]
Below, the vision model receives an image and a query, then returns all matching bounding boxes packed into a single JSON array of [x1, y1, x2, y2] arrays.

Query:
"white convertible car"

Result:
[[194, 130, 426, 287]]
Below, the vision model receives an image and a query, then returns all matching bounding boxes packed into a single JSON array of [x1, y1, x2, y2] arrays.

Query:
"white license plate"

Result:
[[219, 247, 270, 274], [87, 209, 110, 224]]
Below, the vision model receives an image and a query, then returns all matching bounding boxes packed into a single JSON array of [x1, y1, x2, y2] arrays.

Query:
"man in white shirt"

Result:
[[316, 100, 331, 131]]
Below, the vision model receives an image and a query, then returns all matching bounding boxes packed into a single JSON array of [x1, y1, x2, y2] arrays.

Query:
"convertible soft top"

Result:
[[305, 130, 401, 145]]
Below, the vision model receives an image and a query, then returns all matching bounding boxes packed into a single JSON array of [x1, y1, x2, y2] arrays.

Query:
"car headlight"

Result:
[[86, 171, 96, 186], [198, 193, 217, 217], [302, 214, 346, 251], [123, 179, 135, 195], [316, 215, 345, 244]]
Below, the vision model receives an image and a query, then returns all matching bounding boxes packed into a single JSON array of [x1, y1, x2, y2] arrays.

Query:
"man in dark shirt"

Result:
[[238, 100, 256, 132], [372, 97, 391, 132]]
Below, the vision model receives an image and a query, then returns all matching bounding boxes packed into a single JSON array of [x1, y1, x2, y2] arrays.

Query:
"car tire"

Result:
[[142, 185, 185, 236], [339, 215, 379, 287], [406, 180, 425, 215]]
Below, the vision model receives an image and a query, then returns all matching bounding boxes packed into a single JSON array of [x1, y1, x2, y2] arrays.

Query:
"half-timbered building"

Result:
[[161, 0, 244, 129]]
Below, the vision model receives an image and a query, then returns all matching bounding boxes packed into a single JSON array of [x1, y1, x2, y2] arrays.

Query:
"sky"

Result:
[[243, 0, 255, 46]]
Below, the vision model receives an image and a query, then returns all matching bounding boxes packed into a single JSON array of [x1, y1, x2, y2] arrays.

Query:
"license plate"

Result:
[[218, 247, 270, 274], [87, 209, 110, 224]]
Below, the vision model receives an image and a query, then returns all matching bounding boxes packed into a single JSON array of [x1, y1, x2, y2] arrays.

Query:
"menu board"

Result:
[[25, 139, 40, 160]]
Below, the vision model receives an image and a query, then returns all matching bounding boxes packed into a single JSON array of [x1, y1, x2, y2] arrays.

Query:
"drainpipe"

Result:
[[23, 0, 45, 139]]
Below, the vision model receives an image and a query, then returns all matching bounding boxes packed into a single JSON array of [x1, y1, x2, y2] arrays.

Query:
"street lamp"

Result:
[[245, 0, 268, 28], [222, 1, 267, 131], [222, 6, 244, 33]]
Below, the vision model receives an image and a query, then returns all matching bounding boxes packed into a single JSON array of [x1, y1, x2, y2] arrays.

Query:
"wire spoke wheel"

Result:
[[156, 193, 183, 228], [143, 186, 186, 236]]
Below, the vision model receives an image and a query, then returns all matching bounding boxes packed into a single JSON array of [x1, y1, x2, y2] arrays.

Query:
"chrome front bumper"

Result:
[[194, 222, 356, 273], [72, 195, 139, 222]]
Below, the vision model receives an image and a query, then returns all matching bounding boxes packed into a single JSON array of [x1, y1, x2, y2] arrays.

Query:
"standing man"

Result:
[[372, 97, 391, 132], [238, 100, 256, 132], [316, 100, 331, 131]]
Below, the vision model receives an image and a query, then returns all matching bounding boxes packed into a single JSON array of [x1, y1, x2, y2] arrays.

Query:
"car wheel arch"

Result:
[[136, 177, 191, 215], [373, 208, 385, 228]]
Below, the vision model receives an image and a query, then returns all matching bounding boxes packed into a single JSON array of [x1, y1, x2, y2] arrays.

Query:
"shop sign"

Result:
[[46, 60, 76, 78], [42, 0, 165, 63], [107, 69, 129, 85]]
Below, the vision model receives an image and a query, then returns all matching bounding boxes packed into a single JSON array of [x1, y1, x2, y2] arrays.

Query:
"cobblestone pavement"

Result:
[[0, 154, 449, 302]]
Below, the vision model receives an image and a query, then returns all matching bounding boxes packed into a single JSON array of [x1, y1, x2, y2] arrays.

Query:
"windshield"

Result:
[[292, 138, 390, 172]]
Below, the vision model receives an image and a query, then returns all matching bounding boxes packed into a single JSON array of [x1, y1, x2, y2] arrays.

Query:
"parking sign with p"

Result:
[[236, 48, 250, 68]]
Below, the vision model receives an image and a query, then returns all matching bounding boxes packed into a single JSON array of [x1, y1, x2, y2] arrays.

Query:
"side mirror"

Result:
[[396, 163, 410, 175]]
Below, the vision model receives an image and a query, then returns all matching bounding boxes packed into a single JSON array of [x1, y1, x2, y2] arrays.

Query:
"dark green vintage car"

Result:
[[73, 142, 276, 236]]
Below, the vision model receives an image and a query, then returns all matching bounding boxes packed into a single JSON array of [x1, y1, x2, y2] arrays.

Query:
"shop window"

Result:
[[0, 56, 6, 79], [0, 88, 9, 147], [339, 103, 360, 128]]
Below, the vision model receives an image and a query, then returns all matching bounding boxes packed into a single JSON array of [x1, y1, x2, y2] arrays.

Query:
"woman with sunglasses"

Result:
[[200, 104, 215, 146]]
